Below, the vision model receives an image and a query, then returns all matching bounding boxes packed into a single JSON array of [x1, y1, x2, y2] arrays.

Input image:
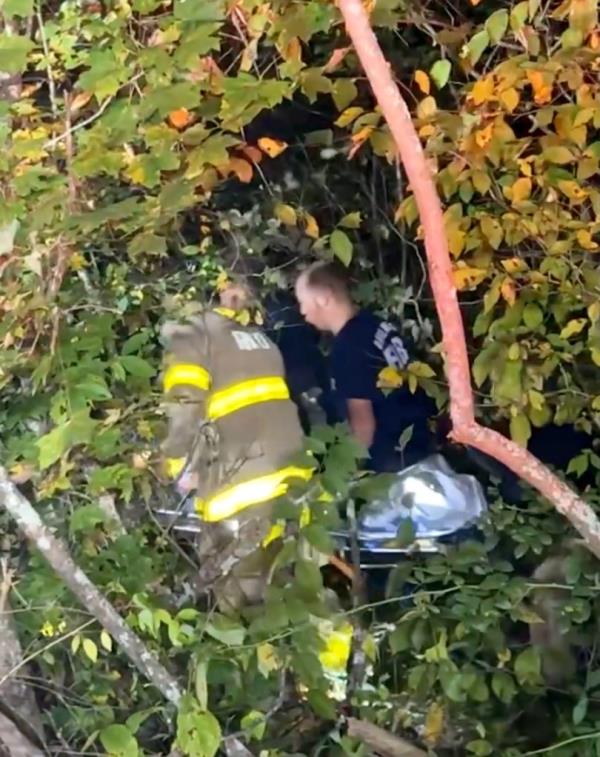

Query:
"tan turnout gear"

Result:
[[160, 306, 311, 610]]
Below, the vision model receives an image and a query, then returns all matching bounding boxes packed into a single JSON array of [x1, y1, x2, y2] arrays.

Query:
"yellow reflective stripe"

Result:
[[207, 376, 289, 421], [213, 306, 236, 319], [166, 457, 186, 478], [163, 363, 211, 393], [195, 465, 314, 522]]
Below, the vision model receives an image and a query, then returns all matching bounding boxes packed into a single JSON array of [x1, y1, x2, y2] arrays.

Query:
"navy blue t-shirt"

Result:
[[263, 291, 336, 425], [331, 310, 435, 471]]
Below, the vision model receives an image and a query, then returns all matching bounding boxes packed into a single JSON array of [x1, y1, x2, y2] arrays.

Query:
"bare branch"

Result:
[[346, 717, 427, 757]]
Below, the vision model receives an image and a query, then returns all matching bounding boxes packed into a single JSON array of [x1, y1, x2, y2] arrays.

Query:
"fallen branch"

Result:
[[0, 467, 183, 706], [337, 0, 600, 560], [346, 717, 426, 757]]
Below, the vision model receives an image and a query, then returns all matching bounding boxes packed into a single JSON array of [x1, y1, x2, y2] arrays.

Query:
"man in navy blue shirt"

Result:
[[295, 261, 435, 472]]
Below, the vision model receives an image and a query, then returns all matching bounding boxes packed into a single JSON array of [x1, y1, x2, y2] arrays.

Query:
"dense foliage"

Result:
[[1, 0, 600, 754]]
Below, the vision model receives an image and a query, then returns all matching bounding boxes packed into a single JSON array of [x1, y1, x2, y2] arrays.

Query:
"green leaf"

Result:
[[491, 672, 517, 704], [100, 724, 137, 756], [510, 413, 531, 446], [523, 303, 543, 329], [174, 0, 225, 21], [0, 33, 34, 74], [485, 10, 509, 43], [467, 31, 490, 66], [295, 559, 323, 594], [302, 524, 334, 554], [514, 646, 542, 685], [330, 229, 353, 265], [204, 616, 245, 646], [430, 59, 451, 89], [467, 740, 493, 756], [241, 710, 267, 741], [119, 355, 156, 379], [573, 694, 588, 725], [37, 422, 70, 469], [307, 689, 336, 720], [2, 0, 34, 17], [332, 79, 357, 111]]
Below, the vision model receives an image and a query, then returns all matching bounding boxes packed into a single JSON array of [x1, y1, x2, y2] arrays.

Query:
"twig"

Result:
[[346, 717, 427, 757], [36, 7, 58, 118]]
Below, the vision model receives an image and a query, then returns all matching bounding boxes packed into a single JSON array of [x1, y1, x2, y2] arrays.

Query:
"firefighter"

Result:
[[160, 271, 313, 612]]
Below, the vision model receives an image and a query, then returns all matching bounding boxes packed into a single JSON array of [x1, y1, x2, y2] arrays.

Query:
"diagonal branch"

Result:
[[0, 467, 183, 706], [337, 0, 600, 559]]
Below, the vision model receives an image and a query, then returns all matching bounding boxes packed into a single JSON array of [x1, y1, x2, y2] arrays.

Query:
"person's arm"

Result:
[[347, 398, 376, 449]]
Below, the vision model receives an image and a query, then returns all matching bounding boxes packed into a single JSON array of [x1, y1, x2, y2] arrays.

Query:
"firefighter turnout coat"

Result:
[[160, 307, 311, 524]]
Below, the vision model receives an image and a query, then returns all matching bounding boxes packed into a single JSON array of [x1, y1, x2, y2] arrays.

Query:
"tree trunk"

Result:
[[337, 0, 600, 560]]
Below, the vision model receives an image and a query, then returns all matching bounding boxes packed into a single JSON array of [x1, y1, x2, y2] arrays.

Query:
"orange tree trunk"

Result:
[[337, 0, 600, 559]]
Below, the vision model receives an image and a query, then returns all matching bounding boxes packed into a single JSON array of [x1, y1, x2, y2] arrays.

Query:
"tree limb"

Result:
[[346, 718, 426, 757], [337, 0, 600, 560], [0, 467, 183, 706]]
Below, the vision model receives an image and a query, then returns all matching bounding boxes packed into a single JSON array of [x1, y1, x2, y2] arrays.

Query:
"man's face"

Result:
[[295, 276, 330, 331]]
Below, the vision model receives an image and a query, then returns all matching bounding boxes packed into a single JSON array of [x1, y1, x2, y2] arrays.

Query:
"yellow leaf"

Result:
[[588, 302, 600, 322], [348, 126, 374, 159], [378, 366, 404, 388], [335, 106, 364, 127], [592, 348, 600, 367], [424, 702, 445, 747], [471, 76, 495, 105], [474, 123, 494, 148], [408, 361, 436, 378], [508, 342, 520, 360], [480, 216, 503, 249], [452, 265, 487, 290], [82, 638, 98, 663], [544, 146, 575, 164], [447, 226, 466, 257], [560, 318, 587, 339], [558, 180, 588, 202], [274, 203, 297, 226], [303, 212, 320, 239], [527, 70, 553, 105], [511, 177, 532, 203], [501, 278, 517, 306], [415, 69, 430, 95], [100, 630, 112, 652], [257, 643, 280, 678], [501, 257, 528, 274], [577, 229, 599, 250], [499, 87, 520, 112], [258, 137, 288, 158], [417, 96, 437, 120], [472, 170, 491, 194], [339, 212, 361, 229]]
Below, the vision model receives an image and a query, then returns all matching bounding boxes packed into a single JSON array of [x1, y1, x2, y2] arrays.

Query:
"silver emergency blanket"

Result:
[[357, 454, 487, 547]]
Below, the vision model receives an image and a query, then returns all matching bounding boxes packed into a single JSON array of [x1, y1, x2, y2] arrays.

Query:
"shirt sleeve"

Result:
[[332, 332, 380, 401]]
